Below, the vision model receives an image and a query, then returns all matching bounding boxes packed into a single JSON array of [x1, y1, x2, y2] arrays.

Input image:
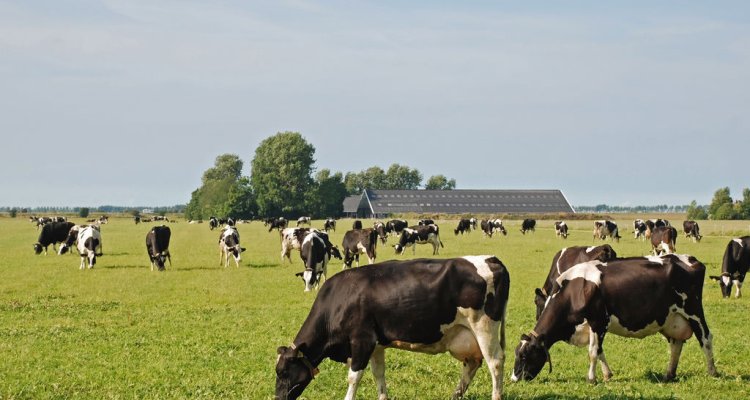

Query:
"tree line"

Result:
[[687, 187, 750, 220], [184, 131, 458, 220]]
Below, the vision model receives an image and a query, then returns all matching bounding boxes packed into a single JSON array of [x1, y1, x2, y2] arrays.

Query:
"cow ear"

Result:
[[708, 275, 721, 281], [241, 247, 247, 252], [520, 333, 530, 341]]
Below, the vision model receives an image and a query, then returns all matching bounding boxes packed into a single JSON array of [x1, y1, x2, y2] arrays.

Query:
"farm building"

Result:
[[343, 189, 575, 218]]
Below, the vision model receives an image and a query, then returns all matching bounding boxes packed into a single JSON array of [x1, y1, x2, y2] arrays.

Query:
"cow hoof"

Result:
[[603, 373, 613, 382], [662, 374, 676, 382], [587, 378, 597, 385]]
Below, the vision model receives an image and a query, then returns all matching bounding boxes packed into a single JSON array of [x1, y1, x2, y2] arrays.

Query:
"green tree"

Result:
[[307, 169, 347, 218], [424, 175, 456, 190], [185, 154, 254, 220], [739, 188, 750, 219], [201, 154, 243, 183], [686, 200, 708, 220], [220, 177, 257, 219], [79, 208, 90, 218], [8, 208, 17, 218], [251, 131, 315, 218], [384, 163, 422, 190], [714, 203, 738, 220], [708, 187, 733, 219], [345, 166, 387, 194]]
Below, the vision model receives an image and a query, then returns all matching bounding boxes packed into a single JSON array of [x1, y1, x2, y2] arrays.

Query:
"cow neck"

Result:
[[533, 298, 575, 348], [292, 321, 327, 367]]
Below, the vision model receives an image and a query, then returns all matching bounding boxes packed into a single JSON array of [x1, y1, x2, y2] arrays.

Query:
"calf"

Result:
[[454, 218, 472, 235], [33, 221, 75, 255], [275, 256, 510, 400], [341, 228, 378, 268], [280, 227, 311, 263], [593, 220, 620, 242], [146, 226, 172, 271], [651, 226, 678, 255], [385, 219, 408, 236], [513, 255, 717, 383], [219, 226, 246, 267], [633, 219, 647, 240], [323, 218, 336, 232], [520, 219, 536, 234], [297, 216, 311, 227], [373, 221, 388, 244], [554, 221, 568, 239], [683, 220, 702, 243], [296, 230, 342, 292], [394, 225, 443, 255], [709, 236, 750, 298]]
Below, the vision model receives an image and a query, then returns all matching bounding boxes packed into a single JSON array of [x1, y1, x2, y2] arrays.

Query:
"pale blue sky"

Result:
[[1, 1, 748, 207]]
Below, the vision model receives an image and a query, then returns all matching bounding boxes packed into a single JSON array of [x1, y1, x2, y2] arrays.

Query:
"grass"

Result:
[[0, 216, 748, 399]]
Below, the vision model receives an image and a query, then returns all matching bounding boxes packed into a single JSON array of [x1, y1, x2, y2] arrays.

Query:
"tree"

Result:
[[424, 175, 456, 190], [307, 169, 347, 218], [739, 188, 750, 219], [251, 132, 315, 218], [8, 208, 17, 218], [79, 208, 90, 218], [714, 203, 738, 220], [185, 154, 254, 220], [708, 187, 733, 219], [686, 200, 708, 220], [201, 154, 243, 183], [384, 163, 422, 190]]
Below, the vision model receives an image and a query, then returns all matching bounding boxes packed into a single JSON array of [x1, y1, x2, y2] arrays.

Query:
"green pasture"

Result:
[[0, 216, 748, 399]]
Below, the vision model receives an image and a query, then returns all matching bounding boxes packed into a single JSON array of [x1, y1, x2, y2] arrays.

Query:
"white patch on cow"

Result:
[[733, 238, 744, 246], [403, 228, 417, 235], [556, 248, 568, 274], [646, 256, 664, 264], [462, 256, 496, 296], [722, 275, 731, 287], [659, 241, 672, 255], [556, 261, 603, 287], [674, 254, 695, 268], [567, 320, 591, 346], [586, 246, 596, 253]]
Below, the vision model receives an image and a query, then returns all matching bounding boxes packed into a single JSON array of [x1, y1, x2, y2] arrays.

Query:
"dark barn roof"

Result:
[[346, 189, 574, 217]]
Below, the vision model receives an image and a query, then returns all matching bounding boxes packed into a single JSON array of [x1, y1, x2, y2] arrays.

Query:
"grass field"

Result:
[[1, 216, 749, 399]]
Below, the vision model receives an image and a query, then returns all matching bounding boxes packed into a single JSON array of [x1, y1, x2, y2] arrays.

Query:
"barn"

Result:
[[343, 189, 575, 218]]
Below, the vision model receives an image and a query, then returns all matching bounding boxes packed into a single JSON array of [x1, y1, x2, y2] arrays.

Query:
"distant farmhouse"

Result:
[[343, 189, 575, 218]]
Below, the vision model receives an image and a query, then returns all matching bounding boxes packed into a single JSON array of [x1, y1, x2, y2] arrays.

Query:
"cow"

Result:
[[512, 255, 717, 384], [418, 218, 434, 226], [651, 226, 678, 255], [454, 218, 472, 235], [268, 217, 288, 232], [146, 225, 172, 271], [480, 219, 494, 237], [33, 221, 75, 255], [554, 221, 568, 239], [97, 215, 109, 224], [490, 219, 507, 236], [469, 217, 478, 231], [709, 236, 750, 298], [394, 225, 443, 255], [209, 216, 219, 230], [275, 256, 510, 400], [34, 216, 53, 230], [134, 216, 141, 224], [593, 220, 620, 242], [219, 226, 245, 267], [683, 220, 702, 243], [280, 227, 311, 263], [633, 219, 647, 240], [385, 219, 408, 236], [533, 245, 618, 320], [645, 219, 670, 238], [59, 225, 102, 269], [520, 219, 536, 234], [295, 230, 342, 292], [323, 218, 336, 232], [373, 221, 388, 244], [297, 216, 311, 227], [352, 220, 363, 230], [153, 215, 170, 222], [341, 228, 378, 268]]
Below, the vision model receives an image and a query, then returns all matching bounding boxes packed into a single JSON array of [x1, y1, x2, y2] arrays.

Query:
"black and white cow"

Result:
[[146, 225, 171, 271], [59, 225, 102, 269], [480, 219, 494, 237], [644, 219, 670, 238], [268, 217, 288, 232], [295, 230, 342, 292], [219, 226, 245, 267], [209, 217, 219, 230], [134, 216, 141, 224], [280, 227, 311, 263], [352, 220, 363, 230], [275, 256, 510, 400], [418, 218, 434, 226], [709, 236, 750, 298], [513, 255, 717, 384], [33, 221, 75, 255], [34, 216, 53, 230], [394, 225, 443, 255], [469, 217, 478, 231], [554, 221, 568, 239], [341, 228, 378, 268], [297, 216, 311, 227], [490, 219, 507, 236], [683, 220, 702, 243], [633, 219, 647, 240], [454, 218, 472, 235], [323, 218, 336, 232], [593, 220, 620, 242], [533, 244, 618, 320], [152, 215, 170, 222], [520, 219, 536, 234], [651, 226, 678, 255], [385, 219, 408, 236], [373, 221, 388, 244]]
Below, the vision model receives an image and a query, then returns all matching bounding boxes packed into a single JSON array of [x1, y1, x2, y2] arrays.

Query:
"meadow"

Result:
[[0, 216, 748, 399]]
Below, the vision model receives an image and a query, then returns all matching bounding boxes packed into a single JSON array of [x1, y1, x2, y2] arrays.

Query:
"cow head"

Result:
[[394, 231, 409, 254], [275, 346, 317, 400], [33, 243, 44, 255], [709, 273, 738, 298], [328, 245, 342, 260], [512, 333, 552, 382]]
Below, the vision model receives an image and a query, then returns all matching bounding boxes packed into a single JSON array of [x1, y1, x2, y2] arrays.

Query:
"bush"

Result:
[[8, 208, 17, 218], [79, 208, 90, 218]]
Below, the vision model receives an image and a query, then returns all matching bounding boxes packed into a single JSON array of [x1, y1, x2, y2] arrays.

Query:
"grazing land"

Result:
[[1, 216, 748, 399]]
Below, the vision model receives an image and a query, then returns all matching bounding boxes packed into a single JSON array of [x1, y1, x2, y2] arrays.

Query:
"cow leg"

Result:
[[370, 346, 388, 400], [150, 259, 155, 272], [79, 256, 85, 270], [452, 357, 481, 400], [344, 368, 366, 400], [472, 322, 504, 400], [598, 352, 613, 381], [684, 308, 718, 377], [733, 280, 742, 298], [587, 330, 609, 384], [664, 338, 684, 381], [218, 247, 223, 266], [345, 339, 376, 400]]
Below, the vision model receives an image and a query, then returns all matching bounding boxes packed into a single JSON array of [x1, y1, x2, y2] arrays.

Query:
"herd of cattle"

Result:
[[26, 214, 749, 399]]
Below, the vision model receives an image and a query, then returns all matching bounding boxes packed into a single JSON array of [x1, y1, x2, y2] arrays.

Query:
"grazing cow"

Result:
[[454, 218, 472, 235], [533, 244, 618, 320], [34, 216, 53, 230], [644, 219, 669, 238], [219, 226, 245, 267], [593, 220, 620, 242], [352, 220, 363, 230], [394, 225, 443, 255], [209, 217, 219, 230], [323, 218, 336, 232], [469, 217, 478, 230], [280, 227, 311, 263], [418, 218, 434, 226], [146, 226, 172, 271], [268, 217, 288, 232], [513, 255, 717, 383], [141, 218, 152, 223], [341, 228, 378, 268], [480, 219, 494, 237], [97, 215, 109, 224], [153, 215, 170, 222], [651, 226, 678, 255], [683, 220, 702, 243], [709, 236, 750, 298], [275, 256, 510, 400], [554, 221, 569, 239], [520, 219, 536, 234], [59, 225, 102, 269], [134, 216, 141, 224], [490, 219, 507, 236], [385, 219, 408, 236], [297, 216, 311, 227], [373, 221, 388, 244], [295, 230, 342, 292], [633, 219, 647, 240], [33, 221, 75, 255]]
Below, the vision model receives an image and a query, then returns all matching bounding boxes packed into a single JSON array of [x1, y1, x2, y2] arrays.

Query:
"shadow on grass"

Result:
[[248, 262, 280, 269], [100, 264, 144, 269]]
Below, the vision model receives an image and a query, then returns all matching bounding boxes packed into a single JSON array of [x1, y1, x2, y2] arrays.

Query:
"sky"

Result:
[[1, 1, 748, 208]]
